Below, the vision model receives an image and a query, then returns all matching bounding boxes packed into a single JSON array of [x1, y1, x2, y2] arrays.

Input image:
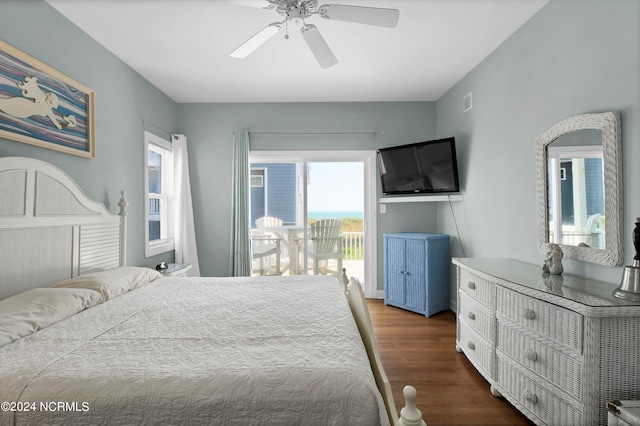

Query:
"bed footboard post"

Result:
[[118, 190, 128, 266], [340, 268, 349, 293], [396, 385, 426, 426]]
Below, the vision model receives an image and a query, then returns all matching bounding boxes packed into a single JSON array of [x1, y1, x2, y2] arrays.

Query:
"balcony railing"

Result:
[[250, 230, 364, 277], [342, 232, 364, 260]]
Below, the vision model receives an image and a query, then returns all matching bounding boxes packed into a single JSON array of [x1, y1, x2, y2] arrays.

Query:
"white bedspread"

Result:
[[0, 275, 389, 426]]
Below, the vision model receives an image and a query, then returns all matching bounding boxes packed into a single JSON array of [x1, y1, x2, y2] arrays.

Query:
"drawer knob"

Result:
[[467, 312, 476, 320], [467, 282, 476, 290], [523, 390, 538, 404], [523, 309, 536, 320], [467, 341, 476, 350], [525, 349, 538, 362]]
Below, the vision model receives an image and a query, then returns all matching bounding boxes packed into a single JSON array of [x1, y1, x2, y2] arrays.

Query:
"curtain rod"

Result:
[[246, 130, 381, 136], [143, 119, 172, 136]]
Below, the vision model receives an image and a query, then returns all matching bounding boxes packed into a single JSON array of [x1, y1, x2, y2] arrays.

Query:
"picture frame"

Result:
[[0, 39, 95, 158]]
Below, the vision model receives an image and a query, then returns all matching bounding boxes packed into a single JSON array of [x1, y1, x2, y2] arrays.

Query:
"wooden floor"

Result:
[[366, 300, 534, 425]]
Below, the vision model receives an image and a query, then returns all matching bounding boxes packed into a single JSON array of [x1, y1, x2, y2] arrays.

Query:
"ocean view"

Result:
[[308, 211, 363, 219]]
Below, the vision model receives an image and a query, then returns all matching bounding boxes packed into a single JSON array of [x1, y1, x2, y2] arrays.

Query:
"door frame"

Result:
[[250, 150, 378, 298]]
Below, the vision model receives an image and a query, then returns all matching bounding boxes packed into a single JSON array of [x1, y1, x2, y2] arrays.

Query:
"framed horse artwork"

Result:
[[0, 39, 95, 158]]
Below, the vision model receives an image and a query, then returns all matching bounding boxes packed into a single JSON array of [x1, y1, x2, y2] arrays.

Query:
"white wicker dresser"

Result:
[[453, 258, 640, 426]]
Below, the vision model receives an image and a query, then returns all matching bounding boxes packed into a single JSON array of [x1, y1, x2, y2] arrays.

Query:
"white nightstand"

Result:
[[156, 263, 192, 277], [608, 400, 640, 426]]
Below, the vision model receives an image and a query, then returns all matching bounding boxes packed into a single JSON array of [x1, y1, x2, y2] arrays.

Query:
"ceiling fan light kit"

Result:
[[229, 0, 399, 69]]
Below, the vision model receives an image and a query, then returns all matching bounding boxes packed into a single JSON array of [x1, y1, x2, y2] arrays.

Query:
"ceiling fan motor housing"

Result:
[[274, 0, 318, 21]]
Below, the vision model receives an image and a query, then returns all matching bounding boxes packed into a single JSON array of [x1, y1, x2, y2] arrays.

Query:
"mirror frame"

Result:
[[536, 112, 623, 266]]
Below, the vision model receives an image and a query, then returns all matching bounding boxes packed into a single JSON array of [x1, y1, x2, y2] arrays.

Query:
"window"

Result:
[[144, 131, 174, 257], [250, 171, 264, 188]]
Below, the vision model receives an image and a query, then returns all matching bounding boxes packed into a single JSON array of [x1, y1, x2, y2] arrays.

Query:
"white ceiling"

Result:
[[44, 0, 549, 103]]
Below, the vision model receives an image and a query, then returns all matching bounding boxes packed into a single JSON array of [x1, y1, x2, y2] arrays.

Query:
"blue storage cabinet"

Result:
[[384, 233, 450, 317]]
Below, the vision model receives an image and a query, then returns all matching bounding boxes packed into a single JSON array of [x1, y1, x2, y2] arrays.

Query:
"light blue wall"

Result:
[[177, 102, 439, 281], [435, 0, 640, 307], [0, 0, 179, 268]]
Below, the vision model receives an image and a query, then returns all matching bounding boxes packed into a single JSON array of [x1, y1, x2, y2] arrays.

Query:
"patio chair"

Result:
[[562, 213, 604, 247], [255, 216, 283, 229], [252, 236, 282, 275], [307, 218, 343, 276], [252, 216, 284, 275]]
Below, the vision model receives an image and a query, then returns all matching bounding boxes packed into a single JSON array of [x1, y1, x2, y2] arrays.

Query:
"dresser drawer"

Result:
[[459, 268, 495, 308], [497, 355, 582, 426], [458, 320, 494, 380], [497, 321, 583, 399], [496, 286, 583, 352], [459, 291, 495, 343]]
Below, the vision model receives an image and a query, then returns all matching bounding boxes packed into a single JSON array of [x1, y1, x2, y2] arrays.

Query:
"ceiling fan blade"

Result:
[[230, 23, 283, 59], [301, 24, 338, 69], [318, 4, 399, 28], [225, 0, 275, 10]]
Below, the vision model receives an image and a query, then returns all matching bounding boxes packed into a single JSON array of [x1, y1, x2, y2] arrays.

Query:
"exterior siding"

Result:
[[585, 158, 604, 216], [251, 163, 297, 227]]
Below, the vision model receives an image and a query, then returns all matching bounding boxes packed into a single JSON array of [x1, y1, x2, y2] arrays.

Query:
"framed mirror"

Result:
[[536, 112, 623, 266]]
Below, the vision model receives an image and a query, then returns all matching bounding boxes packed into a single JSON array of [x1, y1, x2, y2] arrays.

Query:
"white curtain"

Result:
[[229, 129, 252, 276], [172, 134, 201, 277]]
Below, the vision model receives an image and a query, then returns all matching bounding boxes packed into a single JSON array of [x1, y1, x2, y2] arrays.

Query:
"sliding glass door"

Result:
[[307, 161, 364, 279], [249, 151, 377, 297]]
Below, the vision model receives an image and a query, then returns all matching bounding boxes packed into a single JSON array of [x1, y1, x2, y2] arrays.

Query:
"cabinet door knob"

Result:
[[467, 341, 476, 350], [467, 312, 476, 320], [525, 349, 538, 362], [467, 282, 476, 290], [523, 308, 536, 320], [523, 390, 538, 404]]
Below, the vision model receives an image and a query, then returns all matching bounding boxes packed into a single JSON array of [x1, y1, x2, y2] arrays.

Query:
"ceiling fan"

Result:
[[229, 0, 399, 69]]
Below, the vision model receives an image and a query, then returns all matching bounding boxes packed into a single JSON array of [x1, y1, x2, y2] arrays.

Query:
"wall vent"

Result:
[[463, 92, 472, 112]]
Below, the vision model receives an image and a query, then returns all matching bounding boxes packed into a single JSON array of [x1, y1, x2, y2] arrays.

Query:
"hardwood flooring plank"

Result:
[[366, 299, 534, 425]]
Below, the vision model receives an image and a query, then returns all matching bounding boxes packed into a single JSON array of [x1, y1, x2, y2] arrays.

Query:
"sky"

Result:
[[307, 162, 363, 212]]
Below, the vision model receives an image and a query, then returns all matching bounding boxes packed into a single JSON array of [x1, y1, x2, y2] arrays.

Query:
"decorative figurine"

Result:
[[542, 243, 564, 275]]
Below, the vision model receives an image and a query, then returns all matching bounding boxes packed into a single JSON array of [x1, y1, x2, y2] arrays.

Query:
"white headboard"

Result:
[[0, 157, 127, 300]]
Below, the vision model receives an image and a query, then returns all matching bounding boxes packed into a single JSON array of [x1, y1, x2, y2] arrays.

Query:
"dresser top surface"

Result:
[[453, 258, 640, 309], [383, 232, 449, 240]]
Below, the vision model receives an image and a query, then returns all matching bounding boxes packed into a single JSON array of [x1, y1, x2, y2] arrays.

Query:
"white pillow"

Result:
[[51, 266, 162, 300], [0, 287, 103, 347]]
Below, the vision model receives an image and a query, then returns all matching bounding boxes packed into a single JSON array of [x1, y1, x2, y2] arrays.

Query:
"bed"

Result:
[[0, 157, 424, 426]]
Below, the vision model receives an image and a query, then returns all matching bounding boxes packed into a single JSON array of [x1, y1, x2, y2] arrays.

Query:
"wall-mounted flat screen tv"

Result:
[[378, 137, 460, 195]]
